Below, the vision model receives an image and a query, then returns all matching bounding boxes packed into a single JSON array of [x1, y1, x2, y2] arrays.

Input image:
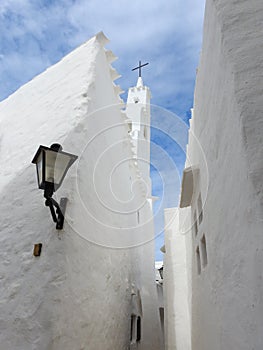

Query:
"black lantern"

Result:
[[32, 143, 78, 229]]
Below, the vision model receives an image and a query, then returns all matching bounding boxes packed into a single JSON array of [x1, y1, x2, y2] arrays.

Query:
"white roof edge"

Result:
[[95, 31, 110, 46], [105, 50, 118, 63], [164, 207, 178, 213]]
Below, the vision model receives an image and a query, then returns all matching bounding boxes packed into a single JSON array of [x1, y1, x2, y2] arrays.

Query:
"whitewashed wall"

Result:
[[0, 32, 161, 350], [187, 0, 263, 349], [163, 208, 191, 350]]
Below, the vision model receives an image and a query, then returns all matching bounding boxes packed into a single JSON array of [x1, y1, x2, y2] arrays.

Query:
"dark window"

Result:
[[196, 246, 201, 275], [159, 307, 164, 333], [136, 316, 141, 342], [201, 234, 208, 267], [130, 315, 142, 343]]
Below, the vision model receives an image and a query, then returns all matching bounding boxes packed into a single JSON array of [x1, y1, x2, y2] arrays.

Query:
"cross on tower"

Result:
[[132, 60, 149, 78]]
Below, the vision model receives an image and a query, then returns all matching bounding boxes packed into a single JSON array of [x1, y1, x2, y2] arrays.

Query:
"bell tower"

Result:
[[125, 61, 152, 195]]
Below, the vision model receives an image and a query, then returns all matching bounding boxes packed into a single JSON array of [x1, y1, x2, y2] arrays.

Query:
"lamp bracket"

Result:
[[45, 197, 68, 230]]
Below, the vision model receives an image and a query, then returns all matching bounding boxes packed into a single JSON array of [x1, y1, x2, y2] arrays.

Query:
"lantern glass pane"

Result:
[[45, 150, 72, 187], [36, 152, 43, 186]]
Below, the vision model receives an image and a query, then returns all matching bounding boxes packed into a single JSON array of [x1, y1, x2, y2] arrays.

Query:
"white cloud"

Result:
[[0, 0, 205, 108]]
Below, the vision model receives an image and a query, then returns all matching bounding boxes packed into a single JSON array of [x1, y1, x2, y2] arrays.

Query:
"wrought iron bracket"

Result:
[[45, 197, 68, 230]]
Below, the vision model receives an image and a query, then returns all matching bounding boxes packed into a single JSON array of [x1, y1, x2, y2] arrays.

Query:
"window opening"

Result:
[[159, 307, 164, 333], [201, 234, 208, 267], [144, 126, 147, 139], [197, 193, 203, 224], [130, 315, 141, 343], [193, 211, 198, 236], [136, 316, 141, 342], [130, 315, 136, 342], [196, 246, 201, 275]]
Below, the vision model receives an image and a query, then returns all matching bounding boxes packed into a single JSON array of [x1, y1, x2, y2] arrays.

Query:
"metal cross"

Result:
[[132, 60, 149, 78]]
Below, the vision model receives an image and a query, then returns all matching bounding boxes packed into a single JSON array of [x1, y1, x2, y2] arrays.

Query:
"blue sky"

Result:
[[0, 0, 206, 260]]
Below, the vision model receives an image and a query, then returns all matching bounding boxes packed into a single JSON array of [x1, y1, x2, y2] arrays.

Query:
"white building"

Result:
[[0, 32, 163, 350], [155, 261, 165, 348], [163, 0, 263, 349]]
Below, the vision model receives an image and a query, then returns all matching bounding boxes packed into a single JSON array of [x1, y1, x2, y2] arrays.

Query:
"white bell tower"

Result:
[[125, 62, 152, 195]]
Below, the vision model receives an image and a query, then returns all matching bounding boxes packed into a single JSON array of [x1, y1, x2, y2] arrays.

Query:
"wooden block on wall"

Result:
[[33, 243, 42, 257]]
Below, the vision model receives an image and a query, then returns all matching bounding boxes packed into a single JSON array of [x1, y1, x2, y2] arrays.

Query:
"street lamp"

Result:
[[32, 143, 78, 229]]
